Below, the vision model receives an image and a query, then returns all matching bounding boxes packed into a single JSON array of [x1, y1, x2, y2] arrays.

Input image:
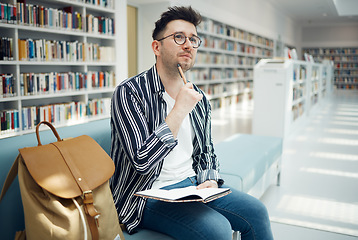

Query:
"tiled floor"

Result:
[[211, 90, 358, 240]]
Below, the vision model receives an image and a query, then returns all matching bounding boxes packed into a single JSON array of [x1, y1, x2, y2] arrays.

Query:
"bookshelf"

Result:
[[188, 16, 274, 110], [302, 47, 358, 90], [0, 0, 118, 139], [309, 63, 320, 111], [252, 59, 328, 138]]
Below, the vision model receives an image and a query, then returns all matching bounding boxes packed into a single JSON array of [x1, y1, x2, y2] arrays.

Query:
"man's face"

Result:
[[156, 20, 198, 72]]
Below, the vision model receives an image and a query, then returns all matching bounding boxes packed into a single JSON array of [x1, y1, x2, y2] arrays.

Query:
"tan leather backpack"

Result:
[[0, 121, 125, 240]]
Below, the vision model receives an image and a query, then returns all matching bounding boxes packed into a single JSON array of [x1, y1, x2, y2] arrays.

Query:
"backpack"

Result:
[[0, 121, 125, 240]]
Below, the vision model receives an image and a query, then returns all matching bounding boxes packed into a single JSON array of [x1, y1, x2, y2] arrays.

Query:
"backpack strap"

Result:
[[52, 142, 100, 240], [0, 155, 20, 202]]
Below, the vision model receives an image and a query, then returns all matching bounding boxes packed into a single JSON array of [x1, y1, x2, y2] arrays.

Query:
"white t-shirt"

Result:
[[151, 91, 196, 189]]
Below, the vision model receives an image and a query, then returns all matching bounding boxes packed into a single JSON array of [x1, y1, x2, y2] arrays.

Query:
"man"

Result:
[[110, 6, 274, 240]]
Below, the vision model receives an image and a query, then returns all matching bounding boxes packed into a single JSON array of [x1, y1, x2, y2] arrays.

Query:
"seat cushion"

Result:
[[124, 229, 174, 240], [215, 134, 282, 192]]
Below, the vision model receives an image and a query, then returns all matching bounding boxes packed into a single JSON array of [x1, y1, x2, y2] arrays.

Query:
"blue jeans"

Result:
[[140, 177, 274, 240]]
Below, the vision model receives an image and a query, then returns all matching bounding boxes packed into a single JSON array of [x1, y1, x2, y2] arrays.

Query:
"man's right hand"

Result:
[[174, 82, 203, 116], [165, 82, 202, 138]]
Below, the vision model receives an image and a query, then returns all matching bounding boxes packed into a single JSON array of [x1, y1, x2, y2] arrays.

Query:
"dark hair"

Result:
[[152, 6, 202, 40]]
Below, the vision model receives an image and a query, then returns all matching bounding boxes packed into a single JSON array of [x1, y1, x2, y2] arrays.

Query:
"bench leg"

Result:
[[233, 231, 241, 240], [276, 172, 281, 186]]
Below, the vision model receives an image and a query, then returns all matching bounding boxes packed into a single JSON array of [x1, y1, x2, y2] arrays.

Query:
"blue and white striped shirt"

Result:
[[110, 65, 223, 233]]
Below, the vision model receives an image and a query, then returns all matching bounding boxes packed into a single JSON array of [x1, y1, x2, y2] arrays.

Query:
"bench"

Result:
[[0, 118, 282, 240]]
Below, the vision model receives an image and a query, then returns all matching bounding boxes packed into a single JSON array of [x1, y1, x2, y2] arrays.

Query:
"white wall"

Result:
[[136, 2, 170, 72], [301, 23, 358, 48], [116, 0, 129, 82], [134, 0, 301, 72]]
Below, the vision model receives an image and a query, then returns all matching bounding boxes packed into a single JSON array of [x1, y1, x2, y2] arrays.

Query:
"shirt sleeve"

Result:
[[111, 84, 177, 174], [191, 90, 224, 187]]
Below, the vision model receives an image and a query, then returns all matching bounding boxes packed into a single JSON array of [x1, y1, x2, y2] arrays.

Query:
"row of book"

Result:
[[0, 3, 16, 23], [329, 56, 358, 62], [0, 71, 115, 98], [311, 68, 320, 80], [201, 37, 273, 57], [335, 70, 358, 76], [18, 38, 115, 62], [16, 0, 115, 9], [87, 14, 114, 35], [196, 52, 260, 66], [205, 81, 248, 96], [0, 98, 110, 134], [198, 19, 274, 48], [334, 63, 358, 69], [210, 95, 241, 110], [81, 0, 115, 8], [293, 65, 307, 81], [20, 71, 115, 96], [304, 48, 358, 56], [188, 68, 251, 81], [311, 82, 319, 93], [335, 77, 358, 83], [0, 110, 19, 133], [292, 103, 304, 121], [336, 84, 358, 89], [0, 37, 14, 60], [293, 86, 305, 101], [0, 74, 16, 98], [0, 2, 115, 35]]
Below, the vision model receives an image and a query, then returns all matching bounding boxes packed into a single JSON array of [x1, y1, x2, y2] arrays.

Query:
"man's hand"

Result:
[[165, 82, 202, 138], [173, 82, 203, 117], [196, 180, 218, 189]]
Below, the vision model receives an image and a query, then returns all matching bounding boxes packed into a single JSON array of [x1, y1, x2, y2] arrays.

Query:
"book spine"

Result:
[[0, 74, 3, 98]]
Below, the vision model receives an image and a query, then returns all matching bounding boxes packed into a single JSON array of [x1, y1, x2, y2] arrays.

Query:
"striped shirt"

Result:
[[110, 65, 223, 233]]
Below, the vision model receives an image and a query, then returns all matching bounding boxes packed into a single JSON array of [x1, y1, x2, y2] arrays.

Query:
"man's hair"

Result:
[[152, 6, 202, 40]]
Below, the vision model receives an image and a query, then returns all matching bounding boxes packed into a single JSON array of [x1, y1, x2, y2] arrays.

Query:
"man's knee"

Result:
[[193, 213, 233, 240]]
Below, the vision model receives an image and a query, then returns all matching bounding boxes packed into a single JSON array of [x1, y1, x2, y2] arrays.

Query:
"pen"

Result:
[[177, 63, 187, 84]]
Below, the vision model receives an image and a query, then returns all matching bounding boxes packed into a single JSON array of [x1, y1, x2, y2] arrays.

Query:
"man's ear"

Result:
[[152, 40, 160, 57]]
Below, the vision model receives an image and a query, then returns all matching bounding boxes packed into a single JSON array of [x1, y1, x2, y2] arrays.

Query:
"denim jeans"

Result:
[[140, 177, 274, 240]]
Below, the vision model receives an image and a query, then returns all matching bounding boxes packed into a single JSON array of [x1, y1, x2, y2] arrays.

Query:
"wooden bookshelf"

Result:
[[302, 47, 358, 90], [189, 16, 274, 110], [0, 0, 118, 138]]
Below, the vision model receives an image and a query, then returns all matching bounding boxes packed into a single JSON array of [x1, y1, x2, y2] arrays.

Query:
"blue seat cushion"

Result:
[[215, 134, 282, 192], [124, 229, 174, 240]]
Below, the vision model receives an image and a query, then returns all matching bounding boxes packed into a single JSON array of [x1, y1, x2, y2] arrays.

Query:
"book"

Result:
[[134, 186, 231, 203]]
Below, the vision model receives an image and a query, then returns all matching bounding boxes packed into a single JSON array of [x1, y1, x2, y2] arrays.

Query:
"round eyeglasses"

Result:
[[157, 32, 202, 48]]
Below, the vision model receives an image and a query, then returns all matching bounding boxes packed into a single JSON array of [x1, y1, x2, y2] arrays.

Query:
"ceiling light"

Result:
[[333, 0, 358, 16]]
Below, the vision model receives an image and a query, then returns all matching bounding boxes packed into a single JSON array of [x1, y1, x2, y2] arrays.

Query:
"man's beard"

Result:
[[179, 60, 194, 72]]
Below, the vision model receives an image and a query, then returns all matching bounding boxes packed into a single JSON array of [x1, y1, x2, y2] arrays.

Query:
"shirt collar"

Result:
[[148, 65, 165, 94]]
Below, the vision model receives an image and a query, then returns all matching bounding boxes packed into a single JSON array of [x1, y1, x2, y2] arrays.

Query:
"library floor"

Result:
[[211, 90, 358, 240]]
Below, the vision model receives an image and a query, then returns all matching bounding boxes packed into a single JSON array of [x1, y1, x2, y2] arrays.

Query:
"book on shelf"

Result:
[[0, 3, 17, 24], [0, 37, 14, 61], [18, 98, 111, 131], [134, 186, 231, 203], [17, 38, 115, 62], [0, 109, 19, 134], [0, 74, 15, 98]]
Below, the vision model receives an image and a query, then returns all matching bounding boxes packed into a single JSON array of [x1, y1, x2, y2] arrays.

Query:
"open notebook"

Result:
[[134, 186, 231, 203]]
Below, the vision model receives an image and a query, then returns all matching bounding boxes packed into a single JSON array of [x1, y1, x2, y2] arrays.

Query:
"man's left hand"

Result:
[[196, 180, 218, 189]]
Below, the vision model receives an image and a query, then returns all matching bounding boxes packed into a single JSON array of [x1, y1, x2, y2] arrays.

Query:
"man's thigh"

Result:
[[141, 199, 233, 240], [207, 185, 272, 238]]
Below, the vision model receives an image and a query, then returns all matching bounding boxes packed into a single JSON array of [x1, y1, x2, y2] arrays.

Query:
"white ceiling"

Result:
[[266, 0, 358, 25], [333, 0, 358, 16], [128, 0, 358, 26]]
